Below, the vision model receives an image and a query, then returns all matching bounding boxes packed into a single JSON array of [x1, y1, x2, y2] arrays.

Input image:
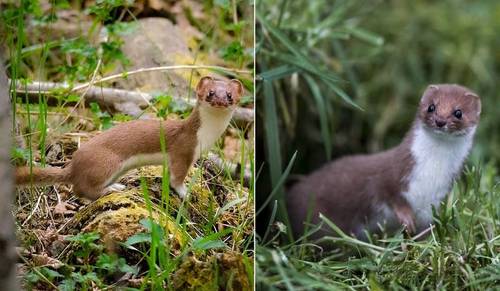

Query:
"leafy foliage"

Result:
[[89, 102, 113, 129], [26, 232, 138, 290]]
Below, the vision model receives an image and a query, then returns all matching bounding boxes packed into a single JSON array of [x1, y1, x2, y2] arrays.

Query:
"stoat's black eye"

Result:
[[453, 109, 462, 119], [208, 90, 215, 98], [226, 92, 232, 101], [427, 104, 435, 113]]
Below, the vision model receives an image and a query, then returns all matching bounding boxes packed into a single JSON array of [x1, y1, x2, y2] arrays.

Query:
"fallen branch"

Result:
[[11, 80, 253, 123], [70, 65, 252, 92]]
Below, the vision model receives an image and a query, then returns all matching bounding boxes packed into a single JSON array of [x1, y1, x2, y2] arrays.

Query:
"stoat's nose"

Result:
[[435, 119, 446, 128]]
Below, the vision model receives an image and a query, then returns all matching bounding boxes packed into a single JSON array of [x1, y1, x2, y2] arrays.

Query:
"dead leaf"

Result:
[[54, 201, 76, 215], [224, 136, 241, 162], [32, 254, 64, 269]]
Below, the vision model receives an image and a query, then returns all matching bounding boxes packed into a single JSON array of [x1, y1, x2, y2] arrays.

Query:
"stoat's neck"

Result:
[[411, 121, 475, 171], [194, 104, 234, 157], [402, 121, 475, 229]]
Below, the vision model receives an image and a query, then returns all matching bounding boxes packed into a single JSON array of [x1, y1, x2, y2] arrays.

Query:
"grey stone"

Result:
[[114, 17, 193, 98]]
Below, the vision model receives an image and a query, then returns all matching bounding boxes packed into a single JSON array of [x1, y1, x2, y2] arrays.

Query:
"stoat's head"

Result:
[[418, 84, 481, 137], [196, 76, 243, 110]]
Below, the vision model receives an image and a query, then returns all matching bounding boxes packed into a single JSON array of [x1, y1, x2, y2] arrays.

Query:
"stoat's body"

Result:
[[287, 84, 481, 239], [16, 76, 243, 200]]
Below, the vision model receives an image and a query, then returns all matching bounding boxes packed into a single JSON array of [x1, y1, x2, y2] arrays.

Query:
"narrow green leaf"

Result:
[[304, 74, 332, 160], [263, 79, 283, 191], [124, 233, 151, 246], [345, 26, 384, 46], [324, 79, 363, 111], [257, 151, 298, 216], [193, 239, 226, 251], [259, 65, 299, 81], [216, 197, 247, 218]]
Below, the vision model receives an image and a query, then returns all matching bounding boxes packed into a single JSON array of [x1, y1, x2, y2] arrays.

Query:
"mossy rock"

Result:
[[134, 165, 219, 223], [172, 252, 251, 291], [64, 191, 187, 247]]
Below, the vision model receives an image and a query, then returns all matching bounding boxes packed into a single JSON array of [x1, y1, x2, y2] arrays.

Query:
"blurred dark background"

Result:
[[256, 0, 500, 236]]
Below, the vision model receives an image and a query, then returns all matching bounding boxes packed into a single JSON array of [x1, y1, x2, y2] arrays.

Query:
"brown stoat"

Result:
[[287, 84, 481, 239], [16, 76, 243, 200]]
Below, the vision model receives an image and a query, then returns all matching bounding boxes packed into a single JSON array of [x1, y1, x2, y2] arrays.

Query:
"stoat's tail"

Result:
[[15, 166, 71, 185]]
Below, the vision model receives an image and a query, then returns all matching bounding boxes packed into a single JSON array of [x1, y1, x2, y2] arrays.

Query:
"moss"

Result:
[[217, 252, 252, 291], [188, 182, 215, 211], [172, 252, 251, 291], [65, 192, 187, 247]]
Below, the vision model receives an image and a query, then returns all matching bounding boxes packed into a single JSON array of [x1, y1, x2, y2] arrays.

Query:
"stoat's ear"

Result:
[[196, 76, 214, 96], [427, 84, 440, 91], [421, 84, 439, 104], [465, 92, 479, 99], [465, 92, 481, 116], [229, 79, 243, 97]]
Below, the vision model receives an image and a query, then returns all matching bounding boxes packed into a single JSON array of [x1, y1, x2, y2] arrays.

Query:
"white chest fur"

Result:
[[195, 106, 233, 159], [402, 123, 475, 229]]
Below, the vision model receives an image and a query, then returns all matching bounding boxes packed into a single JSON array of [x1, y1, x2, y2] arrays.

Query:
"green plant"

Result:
[[25, 267, 63, 289], [60, 272, 102, 291], [24, 232, 139, 290], [153, 94, 191, 118], [65, 232, 103, 266], [89, 102, 113, 130], [96, 253, 138, 277]]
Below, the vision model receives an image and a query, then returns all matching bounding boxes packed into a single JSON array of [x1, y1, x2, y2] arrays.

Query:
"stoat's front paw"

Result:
[[103, 183, 126, 194], [173, 184, 188, 199], [394, 206, 416, 234]]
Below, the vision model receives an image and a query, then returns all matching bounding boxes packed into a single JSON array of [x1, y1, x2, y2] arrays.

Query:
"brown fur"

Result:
[[286, 84, 480, 239], [15, 166, 70, 185], [16, 77, 243, 200], [287, 134, 415, 239], [68, 116, 201, 199]]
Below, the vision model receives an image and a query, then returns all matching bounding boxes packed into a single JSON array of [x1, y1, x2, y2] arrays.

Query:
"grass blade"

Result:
[[304, 74, 332, 160]]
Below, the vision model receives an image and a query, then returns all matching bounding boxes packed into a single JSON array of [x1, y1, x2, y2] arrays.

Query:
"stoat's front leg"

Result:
[[390, 196, 416, 234], [169, 154, 194, 199]]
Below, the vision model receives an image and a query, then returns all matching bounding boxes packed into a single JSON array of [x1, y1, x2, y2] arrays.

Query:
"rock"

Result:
[[124, 165, 219, 224], [172, 252, 252, 291], [63, 191, 187, 247], [113, 17, 195, 98]]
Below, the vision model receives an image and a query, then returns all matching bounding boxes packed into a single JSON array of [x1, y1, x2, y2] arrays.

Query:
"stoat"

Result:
[[16, 76, 243, 200], [287, 84, 481, 239]]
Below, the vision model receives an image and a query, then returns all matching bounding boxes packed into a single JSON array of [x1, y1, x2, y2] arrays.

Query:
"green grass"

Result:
[[256, 164, 500, 290]]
